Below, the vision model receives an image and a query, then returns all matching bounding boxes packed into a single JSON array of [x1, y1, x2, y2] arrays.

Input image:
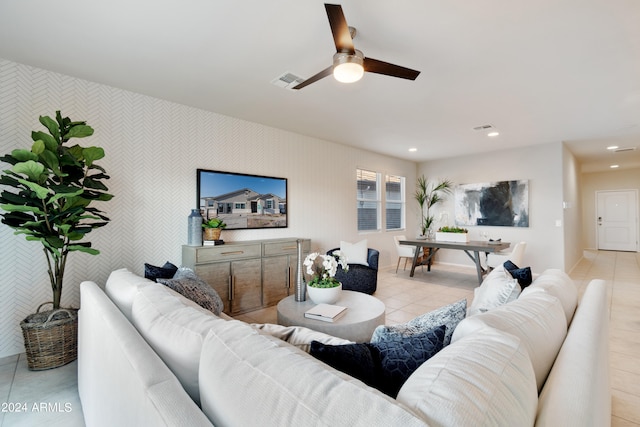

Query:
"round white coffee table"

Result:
[[276, 291, 386, 343]]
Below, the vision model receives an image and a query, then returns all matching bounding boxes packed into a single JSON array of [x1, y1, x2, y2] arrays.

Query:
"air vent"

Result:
[[271, 72, 305, 90], [473, 124, 495, 131], [614, 147, 636, 153]]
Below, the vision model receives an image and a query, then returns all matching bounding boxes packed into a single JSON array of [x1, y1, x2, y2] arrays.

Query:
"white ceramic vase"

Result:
[[306, 283, 342, 305]]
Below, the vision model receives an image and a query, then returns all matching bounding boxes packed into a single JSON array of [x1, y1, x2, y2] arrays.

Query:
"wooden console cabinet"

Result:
[[182, 238, 310, 316]]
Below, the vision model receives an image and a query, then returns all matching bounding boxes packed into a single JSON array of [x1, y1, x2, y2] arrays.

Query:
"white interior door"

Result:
[[596, 190, 638, 251]]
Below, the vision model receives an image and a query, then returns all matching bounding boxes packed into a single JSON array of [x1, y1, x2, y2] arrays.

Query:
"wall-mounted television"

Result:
[[197, 169, 288, 230]]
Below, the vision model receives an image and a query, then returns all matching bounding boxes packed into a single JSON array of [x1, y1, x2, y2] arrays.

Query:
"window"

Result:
[[385, 174, 405, 230], [235, 203, 245, 209], [357, 169, 381, 231]]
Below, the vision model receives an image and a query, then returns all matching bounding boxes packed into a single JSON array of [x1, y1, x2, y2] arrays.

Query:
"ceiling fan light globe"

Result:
[[333, 50, 364, 83]]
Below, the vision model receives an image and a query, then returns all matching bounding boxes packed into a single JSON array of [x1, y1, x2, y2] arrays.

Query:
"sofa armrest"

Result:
[[535, 279, 610, 426]]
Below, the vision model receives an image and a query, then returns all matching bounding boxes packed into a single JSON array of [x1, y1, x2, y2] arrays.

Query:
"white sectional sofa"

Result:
[[77, 267, 610, 426]]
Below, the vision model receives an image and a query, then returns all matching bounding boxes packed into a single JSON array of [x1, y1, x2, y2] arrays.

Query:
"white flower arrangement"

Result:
[[304, 250, 349, 288]]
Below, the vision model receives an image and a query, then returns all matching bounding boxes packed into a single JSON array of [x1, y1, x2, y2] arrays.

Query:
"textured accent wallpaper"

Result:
[[0, 58, 417, 357]]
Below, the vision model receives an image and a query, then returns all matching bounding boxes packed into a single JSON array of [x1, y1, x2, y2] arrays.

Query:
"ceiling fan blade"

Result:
[[325, 4, 355, 54], [363, 57, 421, 80], [292, 66, 334, 90]]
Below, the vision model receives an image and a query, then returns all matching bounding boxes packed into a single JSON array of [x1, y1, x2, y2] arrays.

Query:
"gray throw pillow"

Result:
[[371, 298, 467, 346], [157, 267, 224, 316]]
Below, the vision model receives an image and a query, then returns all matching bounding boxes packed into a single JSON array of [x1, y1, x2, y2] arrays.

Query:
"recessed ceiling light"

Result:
[[610, 164, 620, 168], [487, 131, 500, 137], [607, 145, 619, 150], [408, 148, 417, 152]]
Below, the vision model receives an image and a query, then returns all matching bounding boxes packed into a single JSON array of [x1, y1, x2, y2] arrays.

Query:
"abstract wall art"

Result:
[[455, 180, 529, 227]]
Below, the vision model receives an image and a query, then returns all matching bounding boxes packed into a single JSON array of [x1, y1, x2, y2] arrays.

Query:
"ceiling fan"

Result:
[[293, 3, 421, 90]]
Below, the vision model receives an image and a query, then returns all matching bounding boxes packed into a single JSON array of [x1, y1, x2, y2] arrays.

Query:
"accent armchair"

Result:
[[326, 247, 379, 295]]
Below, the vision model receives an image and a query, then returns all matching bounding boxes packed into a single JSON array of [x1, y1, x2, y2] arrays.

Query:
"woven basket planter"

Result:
[[20, 303, 79, 371], [204, 227, 222, 241]]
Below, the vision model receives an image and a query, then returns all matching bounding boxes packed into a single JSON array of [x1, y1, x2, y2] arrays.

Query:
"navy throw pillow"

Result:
[[309, 341, 380, 391], [310, 324, 446, 398], [144, 261, 178, 282], [503, 260, 533, 289]]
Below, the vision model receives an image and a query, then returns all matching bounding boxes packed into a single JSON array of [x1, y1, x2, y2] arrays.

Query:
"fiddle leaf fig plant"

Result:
[[0, 111, 113, 309]]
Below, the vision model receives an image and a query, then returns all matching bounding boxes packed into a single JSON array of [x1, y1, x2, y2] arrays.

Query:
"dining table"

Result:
[[399, 238, 511, 285]]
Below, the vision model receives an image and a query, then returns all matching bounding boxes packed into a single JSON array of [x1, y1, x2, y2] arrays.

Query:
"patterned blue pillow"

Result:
[[310, 324, 446, 398], [372, 325, 446, 397], [371, 298, 466, 346]]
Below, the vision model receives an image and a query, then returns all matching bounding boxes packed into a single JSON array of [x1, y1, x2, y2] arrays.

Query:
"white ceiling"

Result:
[[1, 0, 639, 172]]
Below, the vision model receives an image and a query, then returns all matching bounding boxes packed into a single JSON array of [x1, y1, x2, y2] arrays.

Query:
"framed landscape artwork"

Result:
[[454, 180, 529, 227]]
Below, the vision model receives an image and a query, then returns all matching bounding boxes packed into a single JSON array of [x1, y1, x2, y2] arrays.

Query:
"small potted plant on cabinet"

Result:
[[0, 111, 113, 370], [202, 217, 226, 241]]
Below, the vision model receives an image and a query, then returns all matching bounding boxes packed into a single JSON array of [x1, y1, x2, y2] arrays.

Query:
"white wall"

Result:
[[418, 143, 566, 274], [580, 167, 640, 250], [562, 144, 583, 272], [0, 58, 418, 357]]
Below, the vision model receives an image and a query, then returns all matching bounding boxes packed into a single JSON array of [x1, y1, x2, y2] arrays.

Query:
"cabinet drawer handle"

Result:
[[281, 246, 296, 250], [222, 251, 244, 256]]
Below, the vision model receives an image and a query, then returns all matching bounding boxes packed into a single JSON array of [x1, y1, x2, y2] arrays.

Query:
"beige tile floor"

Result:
[[1, 249, 638, 426]]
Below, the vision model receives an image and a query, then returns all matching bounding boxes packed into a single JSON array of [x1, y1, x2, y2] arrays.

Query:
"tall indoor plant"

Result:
[[0, 111, 113, 369], [414, 175, 453, 237]]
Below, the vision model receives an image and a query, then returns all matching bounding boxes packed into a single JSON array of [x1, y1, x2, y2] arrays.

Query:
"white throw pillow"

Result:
[[340, 239, 369, 266], [251, 323, 353, 352], [397, 327, 538, 427], [467, 266, 521, 317], [452, 291, 567, 391]]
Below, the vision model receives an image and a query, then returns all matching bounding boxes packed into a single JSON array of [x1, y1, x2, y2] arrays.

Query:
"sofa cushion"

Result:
[[144, 261, 178, 282], [199, 319, 426, 427], [397, 327, 538, 427], [251, 323, 353, 352], [452, 291, 567, 391], [105, 268, 154, 321], [310, 325, 446, 398], [371, 298, 466, 346], [157, 267, 223, 316], [521, 268, 578, 324], [467, 266, 521, 317], [131, 283, 224, 406], [78, 281, 214, 427], [340, 239, 369, 266]]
